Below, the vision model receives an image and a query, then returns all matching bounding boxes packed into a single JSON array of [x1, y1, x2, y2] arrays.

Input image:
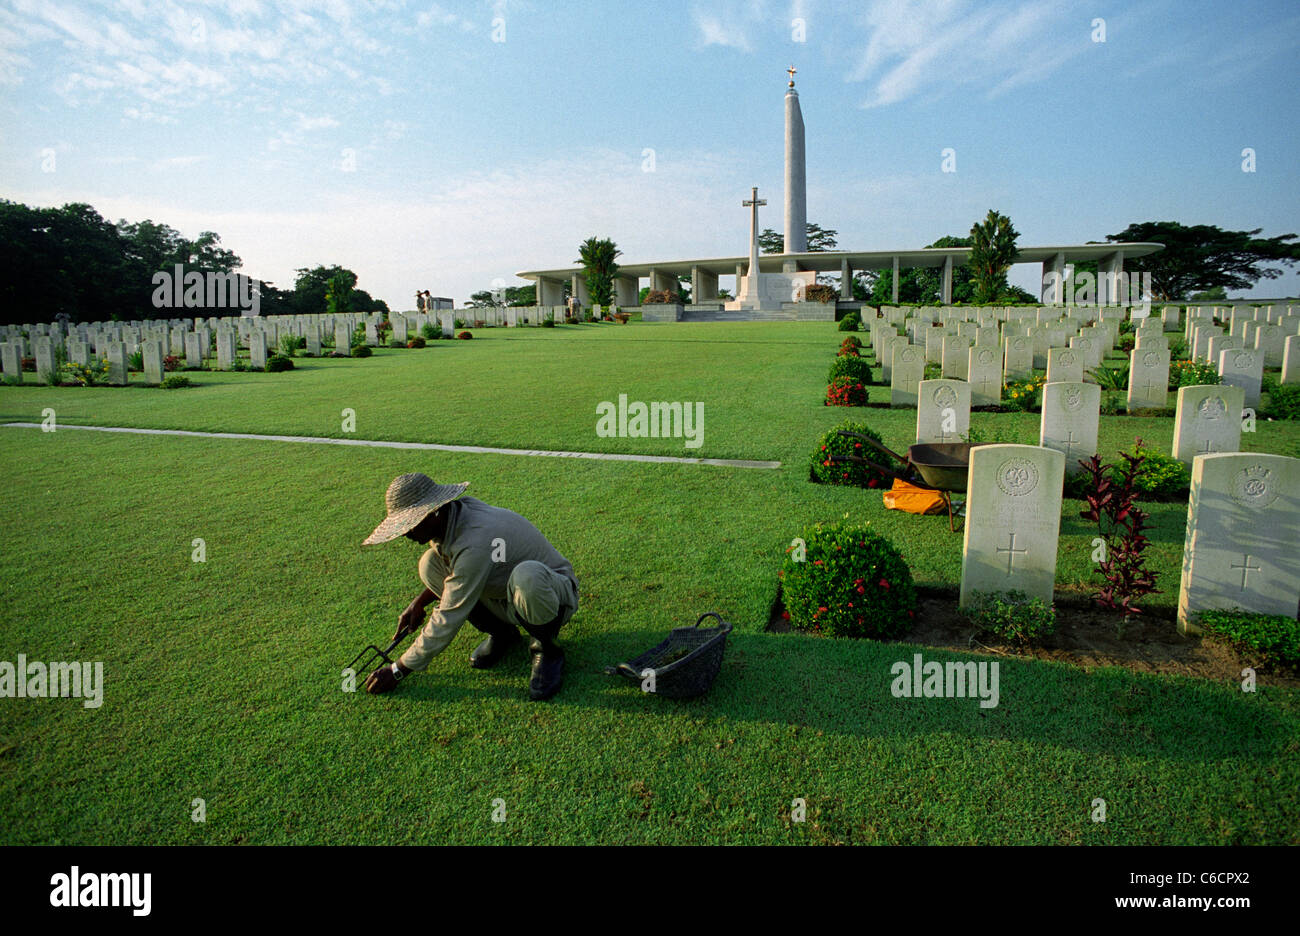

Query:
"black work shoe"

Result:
[[470, 629, 521, 669], [528, 647, 565, 701]]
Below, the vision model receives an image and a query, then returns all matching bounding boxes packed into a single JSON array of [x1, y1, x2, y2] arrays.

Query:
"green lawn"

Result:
[[1, 321, 1297, 844]]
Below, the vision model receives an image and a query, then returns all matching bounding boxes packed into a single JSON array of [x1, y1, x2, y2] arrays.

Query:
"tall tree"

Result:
[[759, 222, 838, 254], [968, 210, 1020, 303], [576, 237, 621, 306], [295, 265, 357, 316], [1104, 221, 1299, 300]]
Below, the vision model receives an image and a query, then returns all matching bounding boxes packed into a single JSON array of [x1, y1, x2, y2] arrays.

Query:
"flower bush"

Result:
[[809, 421, 892, 488], [1262, 379, 1300, 420], [1001, 373, 1046, 411], [780, 521, 917, 639], [162, 355, 180, 372], [407, 336, 427, 348], [826, 377, 868, 407], [1169, 359, 1220, 389], [457, 330, 473, 340], [265, 354, 294, 372], [840, 335, 862, 351], [837, 311, 861, 332], [59, 359, 111, 386]]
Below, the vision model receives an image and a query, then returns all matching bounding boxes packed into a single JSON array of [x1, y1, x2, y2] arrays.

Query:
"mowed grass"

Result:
[[1, 321, 1298, 844]]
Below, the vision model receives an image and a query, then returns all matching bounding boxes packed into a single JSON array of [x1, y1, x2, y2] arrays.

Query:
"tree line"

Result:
[[0, 199, 388, 326]]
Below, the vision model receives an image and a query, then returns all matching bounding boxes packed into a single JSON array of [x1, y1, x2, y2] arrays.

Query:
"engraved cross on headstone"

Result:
[[1231, 553, 1261, 590], [1197, 438, 1217, 456], [996, 532, 1028, 576], [1055, 431, 1079, 461]]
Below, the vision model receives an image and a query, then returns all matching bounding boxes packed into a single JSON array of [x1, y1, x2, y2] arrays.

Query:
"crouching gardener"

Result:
[[360, 473, 579, 701]]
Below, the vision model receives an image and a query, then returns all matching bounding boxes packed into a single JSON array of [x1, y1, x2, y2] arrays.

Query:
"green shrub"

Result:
[[840, 335, 862, 351], [780, 522, 917, 639], [160, 374, 194, 389], [389, 338, 406, 348], [1120, 438, 1189, 499], [963, 590, 1057, 647], [278, 334, 304, 357], [810, 421, 891, 488], [837, 311, 861, 332], [127, 351, 143, 372], [542, 314, 557, 327], [232, 359, 249, 372], [1196, 609, 1300, 670], [1262, 382, 1300, 420], [265, 354, 294, 372], [421, 322, 438, 340], [352, 345, 373, 358], [805, 283, 838, 303], [1088, 360, 1130, 391], [827, 354, 872, 386], [407, 337, 427, 348], [457, 331, 473, 340], [923, 361, 942, 381], [1170, 359, 1220, 389], [1167, 335, 1189, 360], [60, 359, 111, 387]]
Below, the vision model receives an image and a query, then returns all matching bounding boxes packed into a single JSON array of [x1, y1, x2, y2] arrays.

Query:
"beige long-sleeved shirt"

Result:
[[399, 497, 577, 672]]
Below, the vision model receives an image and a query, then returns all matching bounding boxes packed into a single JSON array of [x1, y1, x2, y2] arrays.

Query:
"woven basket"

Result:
[[604, 612, 732, 699]]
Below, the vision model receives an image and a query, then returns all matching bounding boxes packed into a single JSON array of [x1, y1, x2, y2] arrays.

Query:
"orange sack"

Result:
[[882, 479, 948, 515]]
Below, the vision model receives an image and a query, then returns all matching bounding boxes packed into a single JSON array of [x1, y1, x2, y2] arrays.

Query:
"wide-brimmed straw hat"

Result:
[[363, 473, 468, 545]]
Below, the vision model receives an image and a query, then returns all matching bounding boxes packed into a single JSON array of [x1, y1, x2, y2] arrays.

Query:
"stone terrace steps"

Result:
[[679, 310, 800, 322]]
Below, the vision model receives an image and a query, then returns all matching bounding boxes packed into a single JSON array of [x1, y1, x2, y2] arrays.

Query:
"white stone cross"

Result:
[[997, 532, 1028, 576], [743, 186, 767, 279]]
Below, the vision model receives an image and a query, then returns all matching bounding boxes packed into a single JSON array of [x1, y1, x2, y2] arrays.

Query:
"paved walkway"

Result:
[[1, 423, 782, 469]]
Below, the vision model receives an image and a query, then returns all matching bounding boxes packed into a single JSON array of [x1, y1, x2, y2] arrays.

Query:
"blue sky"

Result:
[[1, 0, 1297, 308]]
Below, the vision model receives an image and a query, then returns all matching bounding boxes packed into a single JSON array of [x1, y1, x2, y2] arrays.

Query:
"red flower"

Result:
[[813, 560, 822, 565], [856, 585, 865, 594], [868, 479, 878, 488], [781, 611, 790, 620], [854, 442, 862, 449], [817, 606, 828, 613], [847, 602, 853, 608], [907, 610, 914, 617], [878, 579, 890, 589]]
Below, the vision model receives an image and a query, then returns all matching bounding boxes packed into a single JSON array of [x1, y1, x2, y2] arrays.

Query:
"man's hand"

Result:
[[394, 600, 426, 643], [365, 662, 409, 694]]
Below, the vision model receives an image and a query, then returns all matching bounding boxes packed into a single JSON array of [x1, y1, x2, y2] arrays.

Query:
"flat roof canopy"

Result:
[[517, 243, 1164, 281]]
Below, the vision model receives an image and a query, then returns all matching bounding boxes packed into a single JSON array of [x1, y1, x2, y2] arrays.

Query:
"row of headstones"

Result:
[[1185, 312, 1300, 396], [0, 311, 467, 381], [911, 376, 1250, 468], [872, 314, 1167, 409], [957, 445, 1299, 634]]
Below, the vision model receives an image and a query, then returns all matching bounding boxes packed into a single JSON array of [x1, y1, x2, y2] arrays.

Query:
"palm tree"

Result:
[[967, 210, 1020, 303], [576, 237, 621, 308]]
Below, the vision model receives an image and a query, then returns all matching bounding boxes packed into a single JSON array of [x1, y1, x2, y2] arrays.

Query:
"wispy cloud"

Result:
[[692, 0, 772, 53], [848, 0, 1083, 108]]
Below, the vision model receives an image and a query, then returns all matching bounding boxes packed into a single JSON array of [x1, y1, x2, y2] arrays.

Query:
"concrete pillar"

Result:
[[941, 255, 954, 304], [691, 266, 718, 302], [650, 269, 677, 294], [892, 256, 900, 304], [735, 262, 745, 299], [615, 275, 639, 307], [1041, 251, 1066, 305], [572, 274, 591, 307], [1098, 251, 1124, 305], [537, 277, 565, 307], [840, 257, 853, 301]]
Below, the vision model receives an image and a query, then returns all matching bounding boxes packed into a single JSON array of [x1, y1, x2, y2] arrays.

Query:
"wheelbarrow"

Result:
[[830, 430, 986, 532]]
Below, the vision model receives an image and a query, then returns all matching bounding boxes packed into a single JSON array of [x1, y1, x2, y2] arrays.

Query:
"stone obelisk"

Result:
[[783, 66, 806, 255]]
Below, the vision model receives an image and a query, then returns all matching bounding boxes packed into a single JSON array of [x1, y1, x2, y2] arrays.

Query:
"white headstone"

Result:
[[305, 324, 321, 356], [1039, 382, 1100, 474], [967, 346, 1001, 406], [941, 335, 970, 379], [0, 342, 22, 384], [250, 331, 268, 370], [1253, 323, 1286, 367], [184, 332, 203, 369], [1045, 347, 1083, 384], [916, 379, 971, 444], [1218, 348, 1263, 409], [216, 332, 237, 370], [335, 323, 352, 356], [890, 344, 925, 408], [33, 336, 55, 384], [440, 312, 455, 338], [1177, 453, 1300, 634], [1003, 336, 1033, 383], [960, 444, 1065, 606], [143, 339, 165, 384], [1282, 334, 1300, 386], [106, 342, 128, 385], [1171, 385, 1245, 465], [1128, 348, 1171, 410]]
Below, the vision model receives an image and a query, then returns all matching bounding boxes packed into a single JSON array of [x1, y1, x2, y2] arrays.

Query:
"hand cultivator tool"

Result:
[[346, 623, 416, 676]]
